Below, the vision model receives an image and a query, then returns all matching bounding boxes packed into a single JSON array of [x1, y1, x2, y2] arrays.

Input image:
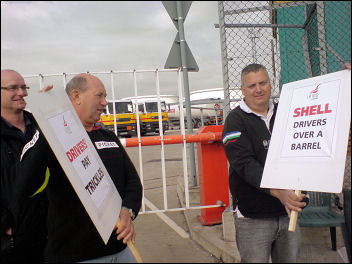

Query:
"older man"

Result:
[[17, 73, 143, 262], [1, 69, 49, 262], [222, 64, 307, 263]]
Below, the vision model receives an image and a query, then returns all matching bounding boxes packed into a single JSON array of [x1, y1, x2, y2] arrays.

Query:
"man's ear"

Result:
[[240, 86, 245, 96], [70, 89, 81, 105]]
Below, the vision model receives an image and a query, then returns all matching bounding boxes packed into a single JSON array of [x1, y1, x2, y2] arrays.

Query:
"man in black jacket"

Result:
[[222, 64, 307, 263], [1, 69, 49, 262], [17, 73, 143, 262]]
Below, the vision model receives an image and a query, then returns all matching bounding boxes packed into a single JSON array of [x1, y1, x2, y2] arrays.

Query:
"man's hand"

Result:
[[270, 189, 307, 217], [114, 207, 135, 244], [5, 227, 12, 236], [343, 63, 351, 70], [39, 85, 54, 93]]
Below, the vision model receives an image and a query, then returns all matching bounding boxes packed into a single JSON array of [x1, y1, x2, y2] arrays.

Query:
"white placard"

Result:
[[261, 70, 351, 193], [47, 110, 113, 209], [26, 87, 121, 244]]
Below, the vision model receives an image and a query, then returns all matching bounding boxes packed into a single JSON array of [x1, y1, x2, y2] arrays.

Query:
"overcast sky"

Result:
[[1, 1, 223, 99]]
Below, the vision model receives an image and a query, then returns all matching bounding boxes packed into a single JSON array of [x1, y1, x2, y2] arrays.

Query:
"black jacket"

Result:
[[17, 126, 143, 262], [1, 111, 47, 256], [222, 104, 287, 218]]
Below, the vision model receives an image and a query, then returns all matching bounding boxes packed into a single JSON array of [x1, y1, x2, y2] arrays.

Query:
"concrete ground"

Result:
[[133, 199, 221, 263]]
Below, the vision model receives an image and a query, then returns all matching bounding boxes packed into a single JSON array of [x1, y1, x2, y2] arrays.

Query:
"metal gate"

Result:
[[23, 68, 224, 236]]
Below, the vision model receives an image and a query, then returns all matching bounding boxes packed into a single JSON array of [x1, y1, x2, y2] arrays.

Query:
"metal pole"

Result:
[[200, 108, 204, 127], [110, 71, 118, 136], [214, 23, 305, 28], [217, 1, 231, 122], [217, 0, 233, 217], [215, 110, 218, 125], [133, 70, 145, 213], [62, 73, 67, 91], [155, 70, 168, 211], [177, 69, 190, 209], [176, 1, 197, 187], [39, 74, 43, 91], [316, 1, 328, 75]]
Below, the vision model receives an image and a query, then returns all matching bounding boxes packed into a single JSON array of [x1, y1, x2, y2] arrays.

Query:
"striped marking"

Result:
[[144, 198, 189, 239], [223, 131, 241, 145]]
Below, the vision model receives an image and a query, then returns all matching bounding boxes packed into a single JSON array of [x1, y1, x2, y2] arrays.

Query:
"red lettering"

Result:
[[79, 140, 84, 152], [70, 149, 77, 160], [309, 105, 317, 115], [66, 151, 73, 162], [82, 139, 87, 151], [66, 139, 88, 163], [317, 104, 324, 114], [75, 145, 81, 155], [294, 103, 333, 118], [325, 103, 332, 114], [293, 108, 300, 117], [82, 139, 87, 150], [301, 106, 309, 116]]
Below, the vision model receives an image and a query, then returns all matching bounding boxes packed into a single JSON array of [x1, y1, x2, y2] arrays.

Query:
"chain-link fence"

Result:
[[217, 1, 351, 190]]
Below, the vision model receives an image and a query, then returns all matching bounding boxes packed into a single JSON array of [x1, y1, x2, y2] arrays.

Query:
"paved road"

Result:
[[125, 130, 220, 263]]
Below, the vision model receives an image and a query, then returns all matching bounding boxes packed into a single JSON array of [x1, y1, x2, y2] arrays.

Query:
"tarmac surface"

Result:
[[125, 129, 348, 263]]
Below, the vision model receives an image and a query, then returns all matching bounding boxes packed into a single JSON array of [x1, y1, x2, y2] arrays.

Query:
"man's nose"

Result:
[[255, 84, 262, 92], [102, 97, 108, 106], [17, 87, 28, 97]]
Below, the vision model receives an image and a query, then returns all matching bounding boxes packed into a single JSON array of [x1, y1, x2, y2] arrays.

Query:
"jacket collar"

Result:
[[239, 99, 275, 131], [239, 98, 274, 118], [1, 110, 36, 136]]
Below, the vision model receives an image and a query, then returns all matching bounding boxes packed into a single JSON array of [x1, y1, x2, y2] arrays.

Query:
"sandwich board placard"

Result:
[[261, 70, 351, 193], [26, 87, 121, 244]]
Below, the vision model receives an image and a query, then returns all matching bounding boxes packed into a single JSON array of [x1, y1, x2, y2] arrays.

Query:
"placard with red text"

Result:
[[261, 70, 351, 193], [26, 87, 121, 244]]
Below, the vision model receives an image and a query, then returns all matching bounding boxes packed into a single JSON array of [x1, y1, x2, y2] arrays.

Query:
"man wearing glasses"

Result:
[[1, 69, 50, 262]]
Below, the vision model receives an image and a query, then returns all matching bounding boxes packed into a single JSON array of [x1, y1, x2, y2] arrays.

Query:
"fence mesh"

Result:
[[217, 1, 351, 191]]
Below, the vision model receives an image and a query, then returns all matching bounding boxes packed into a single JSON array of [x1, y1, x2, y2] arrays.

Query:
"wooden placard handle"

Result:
[[116, 219, 143, 263], [288, 190, 301, 232]]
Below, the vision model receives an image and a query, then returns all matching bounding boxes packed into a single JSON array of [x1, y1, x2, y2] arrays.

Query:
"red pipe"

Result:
[[121, 132, 223, 147]]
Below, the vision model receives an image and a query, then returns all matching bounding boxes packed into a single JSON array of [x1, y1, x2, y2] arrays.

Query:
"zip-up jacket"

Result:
[[16, 126, 143, 262], [222, 103, 287, 218], [1, 111, 47, 256]]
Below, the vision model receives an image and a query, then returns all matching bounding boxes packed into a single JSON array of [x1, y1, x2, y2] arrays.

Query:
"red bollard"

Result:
[[196, 125, 229, 225]]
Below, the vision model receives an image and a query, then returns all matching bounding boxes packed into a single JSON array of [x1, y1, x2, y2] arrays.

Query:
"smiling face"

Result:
[[1, 70, 28, 115], [69, 74, 108, 131], [241, 68, 271, 115]]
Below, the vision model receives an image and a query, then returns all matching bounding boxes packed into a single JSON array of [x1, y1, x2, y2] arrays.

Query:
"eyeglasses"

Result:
[[1, 86, 30, 92]]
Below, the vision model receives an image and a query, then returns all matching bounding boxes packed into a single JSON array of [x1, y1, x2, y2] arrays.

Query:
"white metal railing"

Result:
[[23, 69, 223, 217]]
